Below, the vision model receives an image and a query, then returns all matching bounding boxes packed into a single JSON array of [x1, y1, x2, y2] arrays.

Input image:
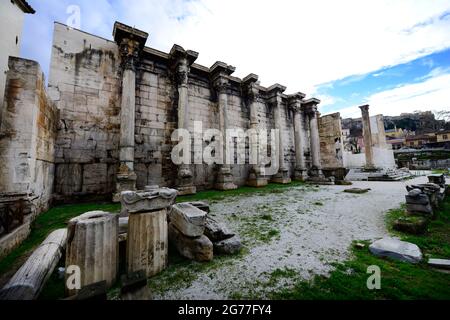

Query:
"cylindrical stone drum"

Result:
[[65, 211, 119, 296]]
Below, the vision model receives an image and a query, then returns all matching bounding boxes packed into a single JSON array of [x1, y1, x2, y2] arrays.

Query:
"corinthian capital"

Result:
[[288, 92, 306, 113], [113, 21, 148, 72], [213, 75, 229, 94], [119, 38, 140, 71], [169, 44, 199, 86]]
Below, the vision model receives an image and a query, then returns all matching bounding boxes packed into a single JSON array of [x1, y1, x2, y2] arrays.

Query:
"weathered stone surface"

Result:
[[127, 209, 168, 277], [169, 203, 206, 237], [204, 215, 234, 242], [405, 194, 430, 205], [168, 223, 213, 262], [119, 216, 128, 234], [428, 258, 450, 270], [428, 174, 445, 187], [213, 236, 242, 255], [406, 203, 433, 215], [120, 187, 177, 214], [344, 188, 370, 194], [407, 188, 423, 197], [0, 229, 67, 300], [393, 217, 428, 235], [120, 270, 152, 300], [66, 211, 119, 296], [189, 201, 210, 213], [369, 237, 422, 263]]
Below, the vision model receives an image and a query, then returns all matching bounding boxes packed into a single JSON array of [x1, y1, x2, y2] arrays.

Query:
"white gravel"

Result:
[[154, 176, 430, 299]]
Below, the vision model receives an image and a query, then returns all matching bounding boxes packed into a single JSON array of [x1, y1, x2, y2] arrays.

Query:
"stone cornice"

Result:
[[113, 22, 148, 51], [302, 98, 321, 114]]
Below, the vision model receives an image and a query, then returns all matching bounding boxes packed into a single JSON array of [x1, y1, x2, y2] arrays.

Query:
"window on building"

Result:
[[443, 135, 448, 140]]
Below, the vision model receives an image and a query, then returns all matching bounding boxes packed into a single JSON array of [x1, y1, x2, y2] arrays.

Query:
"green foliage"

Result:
[[0, 202, 120, 278]]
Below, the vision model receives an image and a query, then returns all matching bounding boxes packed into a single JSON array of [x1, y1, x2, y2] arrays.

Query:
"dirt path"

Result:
[[154, 176, 429, 299]]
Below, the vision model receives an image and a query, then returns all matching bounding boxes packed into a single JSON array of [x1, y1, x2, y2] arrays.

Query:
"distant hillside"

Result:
[[342, 111, 450, 135]]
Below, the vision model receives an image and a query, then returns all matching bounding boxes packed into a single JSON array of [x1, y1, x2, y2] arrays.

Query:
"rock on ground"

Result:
[[369, 237, 423, 264]]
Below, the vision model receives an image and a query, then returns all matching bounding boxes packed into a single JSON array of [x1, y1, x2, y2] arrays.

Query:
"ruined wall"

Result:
[[48, 23, 121, 201], [48, 23, 300, 199], [319, 113, 344, 169], [0, 57, 58, 213]]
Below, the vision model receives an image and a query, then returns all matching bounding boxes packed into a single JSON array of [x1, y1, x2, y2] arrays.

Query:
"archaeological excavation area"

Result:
[[0, 20, 449, 301]]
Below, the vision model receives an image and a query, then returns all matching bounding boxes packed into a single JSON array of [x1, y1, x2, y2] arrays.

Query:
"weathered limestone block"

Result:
[[369, 238, 422, 264], [119, 216, 128, 234], [188, 201, 210, 213], [428, 174, 445, 187], [66, 211, 119, 296], [169, 203, 206, 237], [213, 236, 242, 255], [406, 203, 433, 215], [120, 187, 177, 214], [127, 209, 168, 277], [168, 223, 213, 262], [405, 194, 430, 205], [393, 217, 428, 235], [428, 258, 450, 270], [0, 229, 67, 300], [204, 215, 234, 242]]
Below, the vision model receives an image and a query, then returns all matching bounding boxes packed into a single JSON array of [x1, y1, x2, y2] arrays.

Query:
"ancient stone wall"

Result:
[[319, 112, 344, 169], [48, 23, 302, 199], [48, 23, 121, 202], [0, 56, 58, 213]]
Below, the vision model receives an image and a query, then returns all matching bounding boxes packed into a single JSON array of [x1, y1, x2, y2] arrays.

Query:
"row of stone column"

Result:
[[112, 22, 327, 198]]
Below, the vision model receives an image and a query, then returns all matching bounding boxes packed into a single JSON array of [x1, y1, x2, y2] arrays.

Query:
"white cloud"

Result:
[[107, 0, 450, 95], [23, 0, 450, 103], [338, 72, 450, 118]]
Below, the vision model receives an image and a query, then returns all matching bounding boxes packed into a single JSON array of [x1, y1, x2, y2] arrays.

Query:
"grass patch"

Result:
[[145, 245, 249, 297], [0, 202, 120, 283], [266, 197, 450, 300], [177, 181, 305, 203]]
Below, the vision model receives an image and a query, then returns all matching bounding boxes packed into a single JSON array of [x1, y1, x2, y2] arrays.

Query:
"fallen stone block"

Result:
[[407, 188, 422, 197], [169, 203, 206, 237], [168, 223, 213, 262], [406, 203, 433, 215], [204, 215, 234, 242], [213, 236, 242, 255], [428, 258, 450, 270], [369, 237, 422, 264], [188, 201, 210, 213], [428, 174, 445, 187], [393, 216, 428, 235], [120, 270, 152, 300], [120, 188, 178, 214], [343, 188, 370, 194], [405, 194, 430, 205]]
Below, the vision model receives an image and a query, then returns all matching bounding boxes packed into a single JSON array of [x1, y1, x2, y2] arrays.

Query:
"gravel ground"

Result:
[[154, 176, 430, 299]]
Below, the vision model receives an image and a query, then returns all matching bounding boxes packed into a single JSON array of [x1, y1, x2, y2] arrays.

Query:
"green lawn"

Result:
[[0, 202, 120, 279], [266, 197, 450, 300]]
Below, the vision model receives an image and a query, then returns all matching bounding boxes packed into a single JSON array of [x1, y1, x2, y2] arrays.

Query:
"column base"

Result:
[[247, 177, 269, 188], [215, 166, 237, 191], [271, 169, 291, 184], [113, 168, 137, 203], [306, 167, 334, 185], [294, 168, 308, 181], [177, 185, 197, 196]]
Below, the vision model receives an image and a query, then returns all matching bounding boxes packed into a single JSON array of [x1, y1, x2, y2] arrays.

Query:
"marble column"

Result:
[[211, 62, 237, 190], [359, 104, 375, 170], [113, 23, 148, 201], [303, 98, 325, 179], [243, 74, 268, 187], [289, 93, 308, 181], [169, 45, 199, 195], [268, 84, 291, 184]]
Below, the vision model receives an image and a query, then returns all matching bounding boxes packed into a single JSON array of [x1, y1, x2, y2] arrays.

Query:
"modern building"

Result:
[[0, 0, 35, 109]]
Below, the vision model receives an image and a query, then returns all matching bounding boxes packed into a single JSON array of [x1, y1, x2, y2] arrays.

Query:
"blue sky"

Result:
[[21, 0, 450, 118]]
